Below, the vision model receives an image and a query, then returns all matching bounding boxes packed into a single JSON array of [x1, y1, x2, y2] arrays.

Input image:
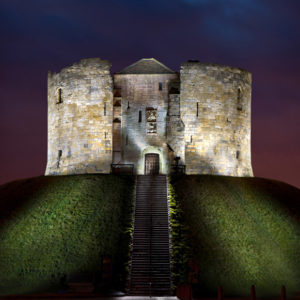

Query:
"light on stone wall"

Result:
[[127, 127, 168, 175]]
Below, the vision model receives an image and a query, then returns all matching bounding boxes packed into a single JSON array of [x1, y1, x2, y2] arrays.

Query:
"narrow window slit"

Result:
[[196, 102, 199, 117], [139, 110, 142, 122], [159, 82, 163, 91], [57, 150, 62, 168], [57, 88, 63, 104], [104, 103, 106, 116]]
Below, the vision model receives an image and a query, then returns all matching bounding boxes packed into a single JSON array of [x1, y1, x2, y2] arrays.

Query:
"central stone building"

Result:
[[45, 58, 253, 177]]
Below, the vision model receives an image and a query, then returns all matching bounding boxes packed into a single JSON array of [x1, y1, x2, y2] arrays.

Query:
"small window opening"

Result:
[[127, 101, 130, 109], [57, 88, 63, 104], [138, 111, 142, 123], [114, 88, 122, 97], [196, 102, 199, 117], [146, 107, 157, 134], [236, 150, 240, 159], [190, 135, 193, 143], [114, 100, 121, 107], [105, 132, 107, 139], [57, 150, 62, 168], [104, 103, 106, 116], [159, 82, 163, 91]]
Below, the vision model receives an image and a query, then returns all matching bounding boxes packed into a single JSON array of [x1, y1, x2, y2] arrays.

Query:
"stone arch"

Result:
[[136, 146, 168, 174]]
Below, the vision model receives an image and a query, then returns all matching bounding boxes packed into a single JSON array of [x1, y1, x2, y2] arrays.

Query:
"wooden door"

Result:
[[145, 153, 159, 175]]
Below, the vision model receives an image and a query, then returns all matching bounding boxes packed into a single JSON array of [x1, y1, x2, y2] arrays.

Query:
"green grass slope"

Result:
[[170, 175, 300, 298], [0, 174, 134, 295]]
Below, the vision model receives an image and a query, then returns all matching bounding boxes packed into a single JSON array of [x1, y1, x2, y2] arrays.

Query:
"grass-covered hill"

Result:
[[0, 174, 299, 298], [0, 174, 135, 296], [169, 175, 300, 298]]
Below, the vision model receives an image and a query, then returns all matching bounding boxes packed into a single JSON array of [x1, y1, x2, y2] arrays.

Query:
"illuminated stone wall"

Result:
[[180, 62, 253, 176], [45, 58, 113, 175], [45, 58, 253, 177], [113, 73, 178, 174], [166, 93, 185, 164]]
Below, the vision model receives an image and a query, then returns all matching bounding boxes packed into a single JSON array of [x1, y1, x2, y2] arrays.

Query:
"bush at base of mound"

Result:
[[0, 174, 134, 295], [169, 175, 300, 298]]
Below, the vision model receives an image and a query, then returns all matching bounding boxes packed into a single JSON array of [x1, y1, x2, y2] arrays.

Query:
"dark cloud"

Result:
[[0, 0, 299, 188]]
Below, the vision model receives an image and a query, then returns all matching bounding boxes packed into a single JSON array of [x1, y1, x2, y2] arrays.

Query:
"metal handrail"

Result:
[[170, 164, 186, 174], [111, 164, 134, 175]]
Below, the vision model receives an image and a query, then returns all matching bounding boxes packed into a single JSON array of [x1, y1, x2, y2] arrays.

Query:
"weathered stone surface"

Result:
[[113, 72, 178, 174], [166, 94, 185, 164], [45, 58, 253, 177], [45, 58, 113, 175], [180, 62, 253, 176]]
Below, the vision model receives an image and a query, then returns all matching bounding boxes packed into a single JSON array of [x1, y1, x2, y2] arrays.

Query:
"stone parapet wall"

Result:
[[45, 58, 113, 175], [180, 62, 253, 176]]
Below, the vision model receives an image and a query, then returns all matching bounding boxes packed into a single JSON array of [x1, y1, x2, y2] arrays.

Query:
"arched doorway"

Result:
[[145, 153, 159, 175]]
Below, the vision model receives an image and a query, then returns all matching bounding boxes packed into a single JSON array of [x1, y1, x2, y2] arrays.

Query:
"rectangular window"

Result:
[[159, 82, 163, 91], [138, 110, 142, 122], [196, 102, 199, 117], [146, 107, 157, 134], [104, 102, 106, 116]]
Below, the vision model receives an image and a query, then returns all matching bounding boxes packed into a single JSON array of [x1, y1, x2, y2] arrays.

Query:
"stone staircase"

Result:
[[129, 175, 171, 296]]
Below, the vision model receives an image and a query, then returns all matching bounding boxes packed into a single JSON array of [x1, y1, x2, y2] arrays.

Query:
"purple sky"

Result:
[[0, 0, 299, 188]]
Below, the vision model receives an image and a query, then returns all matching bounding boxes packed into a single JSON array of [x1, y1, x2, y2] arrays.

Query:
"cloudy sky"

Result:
[[0, 0, 299, 188]]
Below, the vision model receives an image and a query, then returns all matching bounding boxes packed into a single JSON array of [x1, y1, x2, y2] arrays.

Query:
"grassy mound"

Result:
[[169, 175, 300, 298], [0, 174, 134, 295]]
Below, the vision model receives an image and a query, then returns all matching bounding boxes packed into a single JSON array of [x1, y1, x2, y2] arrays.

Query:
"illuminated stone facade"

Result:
[[45, 58, 253, 177], [45, 58, 113, 175]]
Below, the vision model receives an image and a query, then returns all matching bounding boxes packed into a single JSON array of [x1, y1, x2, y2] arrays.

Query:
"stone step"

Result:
[[129, 175, 171, 296]]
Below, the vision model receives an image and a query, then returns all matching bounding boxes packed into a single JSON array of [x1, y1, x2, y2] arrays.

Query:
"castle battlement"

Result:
[[45, 58, 253, 177]]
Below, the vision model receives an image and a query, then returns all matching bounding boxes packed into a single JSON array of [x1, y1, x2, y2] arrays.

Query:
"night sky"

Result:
[[0, 0, 299, 188]]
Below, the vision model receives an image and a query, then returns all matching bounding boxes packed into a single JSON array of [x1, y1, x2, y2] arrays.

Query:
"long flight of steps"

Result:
[[129, 175, 171, 296]]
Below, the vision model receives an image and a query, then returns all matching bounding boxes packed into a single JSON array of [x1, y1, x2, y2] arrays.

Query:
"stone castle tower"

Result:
[[45, 58, 253, 177]]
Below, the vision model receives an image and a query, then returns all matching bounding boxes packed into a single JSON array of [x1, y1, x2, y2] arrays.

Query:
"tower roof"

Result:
[[116, 58, 175, 74]]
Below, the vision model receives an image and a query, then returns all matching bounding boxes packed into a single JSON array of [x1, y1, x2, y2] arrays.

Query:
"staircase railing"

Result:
[[111, 164, 134, 175], [171, 164, 186, 174]]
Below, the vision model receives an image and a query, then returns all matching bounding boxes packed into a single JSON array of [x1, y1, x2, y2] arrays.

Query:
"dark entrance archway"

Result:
[[145, 153, 159, 175]]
